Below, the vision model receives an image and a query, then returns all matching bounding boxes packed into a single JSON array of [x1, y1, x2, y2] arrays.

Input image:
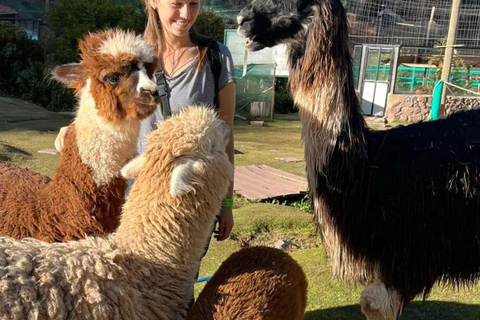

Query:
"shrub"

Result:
[[0, 21, 42, 96], [0, 22, 76, 112], [275, 78, 296, 114], [195, 10, 225, 43], [15, 61, 76, 112]]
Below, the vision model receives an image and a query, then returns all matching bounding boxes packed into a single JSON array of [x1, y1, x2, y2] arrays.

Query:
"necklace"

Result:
[[163, 47, 187, 69], [162, 45, 198, 76]]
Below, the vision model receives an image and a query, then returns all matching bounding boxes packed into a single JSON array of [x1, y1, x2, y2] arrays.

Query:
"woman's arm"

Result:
[[215, 81, 236, 241]]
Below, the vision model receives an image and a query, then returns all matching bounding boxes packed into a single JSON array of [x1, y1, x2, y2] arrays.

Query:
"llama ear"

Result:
[[51, 63, 85, 88], [170, 158, 204, 196], [121, 155, 146, 179]]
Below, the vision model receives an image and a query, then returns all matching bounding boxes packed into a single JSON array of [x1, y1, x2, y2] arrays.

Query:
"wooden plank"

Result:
[[243, 166, 307, 191], [234, 165, 308, 201], [259, 165, 308, 183], [234, 169, 279, 199], [234, 172, 274, 199]]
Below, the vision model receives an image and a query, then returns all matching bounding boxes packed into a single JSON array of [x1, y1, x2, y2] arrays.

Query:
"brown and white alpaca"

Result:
[[0, 29, 158, 242], [188, 246, 308, 320], [0, 106, 233, 320], [238, 1, 480, 319]]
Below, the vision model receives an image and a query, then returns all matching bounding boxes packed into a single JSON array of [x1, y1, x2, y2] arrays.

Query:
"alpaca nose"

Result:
[[141, 88, 157, 97], [137, 70, 157, 94], [143, 78, 158, 93]]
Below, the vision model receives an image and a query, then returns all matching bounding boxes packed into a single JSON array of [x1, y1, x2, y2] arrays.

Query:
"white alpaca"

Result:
[[0, 106, 233, 320]]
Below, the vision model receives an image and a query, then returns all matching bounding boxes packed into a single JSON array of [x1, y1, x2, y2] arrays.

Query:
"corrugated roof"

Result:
[[0, 5, 18, 15]]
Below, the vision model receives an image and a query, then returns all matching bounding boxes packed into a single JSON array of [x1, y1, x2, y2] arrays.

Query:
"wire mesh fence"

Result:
[[234, 64, 275, 118], [345, 0, 480, 48]]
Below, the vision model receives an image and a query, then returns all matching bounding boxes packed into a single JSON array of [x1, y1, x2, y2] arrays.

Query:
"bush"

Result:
[[0, 21, 42, 96], [0, 22, 76, 112], [195, 10, 225, 43], [274, 78, 296, 114], [15, 61, 76, 112]]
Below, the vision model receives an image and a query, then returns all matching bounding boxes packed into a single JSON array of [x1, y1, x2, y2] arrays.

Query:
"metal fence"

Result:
[[345, 0, 480, 48]]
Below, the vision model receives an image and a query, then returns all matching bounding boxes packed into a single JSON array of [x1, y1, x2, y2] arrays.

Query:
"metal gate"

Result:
[[357, 45, 400, 117]]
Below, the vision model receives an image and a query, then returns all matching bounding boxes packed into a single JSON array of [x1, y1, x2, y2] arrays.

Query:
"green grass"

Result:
[[2, 104, 480, 319], [234, 114, 306, 176], [0, 130, 62, 177]]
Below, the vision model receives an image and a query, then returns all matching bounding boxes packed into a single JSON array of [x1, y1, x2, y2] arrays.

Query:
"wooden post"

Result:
[[425, 6, 436, 46], [270, 63, 276, 120], [439, 0, 462, 116]]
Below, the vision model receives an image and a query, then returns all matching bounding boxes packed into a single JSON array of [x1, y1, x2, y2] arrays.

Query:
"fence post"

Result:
[[430, 80, 444, 120], [439, 0, 462, 116]]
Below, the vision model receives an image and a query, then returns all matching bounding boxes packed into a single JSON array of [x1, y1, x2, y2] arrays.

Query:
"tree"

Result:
[[46, 0, 145, 63], [195, 10, 225, 43], [0, 21, 42, 95]]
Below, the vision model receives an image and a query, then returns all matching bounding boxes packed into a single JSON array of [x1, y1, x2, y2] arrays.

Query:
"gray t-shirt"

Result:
[[138, 42, 235, 154]]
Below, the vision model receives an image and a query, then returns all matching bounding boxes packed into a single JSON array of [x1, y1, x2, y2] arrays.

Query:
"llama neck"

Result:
[[74, 79, 140, 187], [113, 191, 221, 317], [113, 186, 222, 297], [288, 0, 367, 174]]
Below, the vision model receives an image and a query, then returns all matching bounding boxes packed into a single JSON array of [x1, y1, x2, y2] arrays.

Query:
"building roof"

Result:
[[0, 4, 18, 15]]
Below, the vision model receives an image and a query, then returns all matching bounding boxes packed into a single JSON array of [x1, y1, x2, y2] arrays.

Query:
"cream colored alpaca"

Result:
[[0, 106, 232, 320]]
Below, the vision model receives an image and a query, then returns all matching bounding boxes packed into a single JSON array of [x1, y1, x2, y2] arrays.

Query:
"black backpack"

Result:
[[156, 41, 223, 119]]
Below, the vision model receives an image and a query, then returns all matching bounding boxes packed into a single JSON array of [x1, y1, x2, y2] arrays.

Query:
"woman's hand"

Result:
[[54, 126, 70, 154], [215, 207, 234, 241]]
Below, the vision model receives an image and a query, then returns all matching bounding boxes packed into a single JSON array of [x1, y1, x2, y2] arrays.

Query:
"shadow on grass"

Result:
[[0, 118, 73, 133], [304, 301, 480, 320], [0, 143, 32, 161]]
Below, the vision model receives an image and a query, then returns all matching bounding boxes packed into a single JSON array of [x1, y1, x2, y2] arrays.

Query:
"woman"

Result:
[[56, 0, 235, 241]]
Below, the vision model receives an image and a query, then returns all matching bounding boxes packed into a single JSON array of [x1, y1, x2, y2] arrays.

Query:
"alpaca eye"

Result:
[[104, 74, 121, 86]]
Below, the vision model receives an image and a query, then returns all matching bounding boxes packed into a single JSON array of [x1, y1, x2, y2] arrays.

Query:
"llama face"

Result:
[[237, 0, 313, 51], [53, 30, 159, 124]]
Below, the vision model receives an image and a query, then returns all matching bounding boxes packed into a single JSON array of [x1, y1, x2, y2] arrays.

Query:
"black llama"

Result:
[[238, 0, 480, 319]]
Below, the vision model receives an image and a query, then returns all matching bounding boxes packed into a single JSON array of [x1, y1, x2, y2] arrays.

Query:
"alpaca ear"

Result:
[[121, 155, 146, 179], [51, 63, 85, 88], [170, 158, 204, 196]]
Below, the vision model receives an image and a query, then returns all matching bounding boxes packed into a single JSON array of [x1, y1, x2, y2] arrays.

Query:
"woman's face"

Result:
[[153, 0, 201, 39]]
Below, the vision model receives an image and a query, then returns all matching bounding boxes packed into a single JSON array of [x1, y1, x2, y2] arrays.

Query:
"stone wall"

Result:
[[385, 94, 480, 123]]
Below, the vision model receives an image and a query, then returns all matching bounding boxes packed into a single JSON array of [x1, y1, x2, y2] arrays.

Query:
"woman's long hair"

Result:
[[141, 0, 211, 69]]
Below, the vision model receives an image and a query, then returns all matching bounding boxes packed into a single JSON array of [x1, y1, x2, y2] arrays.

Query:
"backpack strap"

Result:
[[155, 69, 172, 119], [206, 41, 222, 109]]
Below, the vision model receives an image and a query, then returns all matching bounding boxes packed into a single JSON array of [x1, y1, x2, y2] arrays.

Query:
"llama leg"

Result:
[[360, 281, 403, 320]]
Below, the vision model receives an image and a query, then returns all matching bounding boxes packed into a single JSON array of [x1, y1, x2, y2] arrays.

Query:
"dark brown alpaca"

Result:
[[188, 247, 307, 320], [0, 29, 159, 242], [238, 1, 480, 319]]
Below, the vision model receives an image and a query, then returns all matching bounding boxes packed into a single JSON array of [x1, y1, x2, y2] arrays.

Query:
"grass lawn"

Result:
[[1, 105, 479, 319]]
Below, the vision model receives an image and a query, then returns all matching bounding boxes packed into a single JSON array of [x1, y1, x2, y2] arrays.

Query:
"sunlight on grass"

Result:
[[0, 130, 60, 177], [234, 116, 306, 176]]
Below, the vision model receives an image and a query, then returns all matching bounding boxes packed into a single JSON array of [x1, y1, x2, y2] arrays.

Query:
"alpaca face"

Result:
[[237, 0, 313, 51], [127, 107, 233, 198], [52, 30, 159, 124]]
